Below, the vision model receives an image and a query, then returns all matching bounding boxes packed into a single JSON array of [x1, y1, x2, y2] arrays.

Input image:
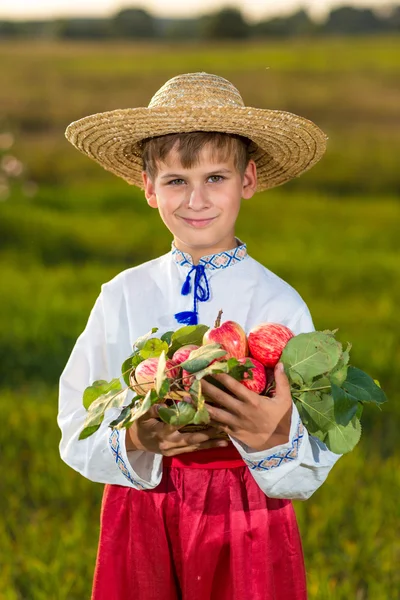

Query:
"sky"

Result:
[[0, 0, 395, 22]]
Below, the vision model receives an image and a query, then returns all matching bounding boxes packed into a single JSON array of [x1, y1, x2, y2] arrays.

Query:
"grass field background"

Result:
[[0, 37, 399, 599]]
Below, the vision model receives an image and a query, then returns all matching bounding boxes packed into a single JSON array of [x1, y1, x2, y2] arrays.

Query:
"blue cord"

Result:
[[174, 264, 210, 325]]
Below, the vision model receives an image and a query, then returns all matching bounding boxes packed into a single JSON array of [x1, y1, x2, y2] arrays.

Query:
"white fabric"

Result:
[[58, 247, 341, 499]]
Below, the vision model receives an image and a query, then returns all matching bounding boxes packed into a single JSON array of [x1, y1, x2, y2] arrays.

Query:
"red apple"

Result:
[[248, 323, 294, 368], [131, 357, 179, 395], [172, 344, 199, 364], [172, 344, 199, 390], [238, 357, 266, 394], [182, 369, 194, 391], [203, 310, 248, 359]]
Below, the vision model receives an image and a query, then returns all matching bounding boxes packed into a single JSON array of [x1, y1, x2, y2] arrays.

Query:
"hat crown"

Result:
[[148, 72, 245, 109]]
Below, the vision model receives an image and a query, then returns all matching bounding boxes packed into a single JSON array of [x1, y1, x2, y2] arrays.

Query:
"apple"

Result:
[[131, 357, 179, 395], [203, 310, 248, 359], [238, 357, 266, 394], [172, 344, 199, 390], [248, 323, 294, 368], [172, 344, 199, 364]]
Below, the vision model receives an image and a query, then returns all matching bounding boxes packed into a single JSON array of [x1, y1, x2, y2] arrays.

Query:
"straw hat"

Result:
[[65, 72, 328, 192]]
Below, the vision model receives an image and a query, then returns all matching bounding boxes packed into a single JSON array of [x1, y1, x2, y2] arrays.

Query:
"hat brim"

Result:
[[65, 106, 328, 192]]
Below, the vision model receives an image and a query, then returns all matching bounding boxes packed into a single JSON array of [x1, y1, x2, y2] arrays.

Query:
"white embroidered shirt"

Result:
[[58, 241, 341, 500]]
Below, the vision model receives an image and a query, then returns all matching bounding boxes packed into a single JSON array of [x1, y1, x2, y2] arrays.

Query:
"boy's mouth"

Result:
[[179, 216, 217, 228]]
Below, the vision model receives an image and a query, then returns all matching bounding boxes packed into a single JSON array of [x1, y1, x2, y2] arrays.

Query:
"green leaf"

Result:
[[324, 416, 362, 454], [308, 429, 327, 444], [158, 401, 196, 426], [322, 328, 339, 336], [192, 407, 210, 425], [331, 382, 360, 426], [329, 363, 349, 387], [342, 366, 387, 404], [79, 424, 102, 440], [226, 357, 256, 381], [83, 378, 122, 410], [181, 343, 227, 373], [161, 331, 174, 345], [155, 351, 167, 397], [189, 379, 207, 411], [194, 360, 229, 380], [310, 376, 331, 392], [128, 389, 159, 423], [356, 403, 364, 419], [295, 399, 320, 435], [133, 328, 159, 350], [189, 378, 201, 407], [329, 349, 350, 388], [139, 338, 169, 359], [281, 331, 343, 385], [191, 356, 255, 384], [169, 324, 209, 356], [121, 352, 143, 386], [288, 369, 305, 387], [342, 342, 351, 366], [157, 406, 175, 424], [158, 379, 170, 399], [296, 391, 337, 432], [79, 387, 128, 440], [109, 405, 132, 428]]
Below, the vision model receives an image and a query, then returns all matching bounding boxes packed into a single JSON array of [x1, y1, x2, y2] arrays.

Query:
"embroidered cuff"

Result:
[[109, 429, 146, 489], [242, 419, 305, 471]]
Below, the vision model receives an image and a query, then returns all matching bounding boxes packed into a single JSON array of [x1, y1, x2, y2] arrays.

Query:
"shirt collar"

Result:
[[171, 238, 248, 271]]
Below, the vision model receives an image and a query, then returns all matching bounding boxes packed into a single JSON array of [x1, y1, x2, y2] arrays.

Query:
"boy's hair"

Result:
[[141, 132, 252, 182]]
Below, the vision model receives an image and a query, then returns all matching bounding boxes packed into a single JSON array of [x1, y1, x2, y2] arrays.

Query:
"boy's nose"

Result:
[[187, 185, 210, 210]]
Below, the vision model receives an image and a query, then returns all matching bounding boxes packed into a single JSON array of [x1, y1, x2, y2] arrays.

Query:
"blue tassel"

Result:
[[174, 310, 198, 325]]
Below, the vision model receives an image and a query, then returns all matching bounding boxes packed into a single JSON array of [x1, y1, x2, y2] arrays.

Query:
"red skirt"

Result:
[[91, 444, 307, 600]]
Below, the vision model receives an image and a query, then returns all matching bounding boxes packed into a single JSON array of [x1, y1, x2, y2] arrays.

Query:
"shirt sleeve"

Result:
[[229, 303, 342, 500], [57, 291, 163, 490]]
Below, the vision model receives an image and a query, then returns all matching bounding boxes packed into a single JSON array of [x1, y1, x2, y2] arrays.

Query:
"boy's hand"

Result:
[[201, 362, 293, 452], [125, 406, 228, 456]]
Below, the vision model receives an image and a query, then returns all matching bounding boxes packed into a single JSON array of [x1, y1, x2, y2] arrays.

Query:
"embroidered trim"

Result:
[[172, 240, 247, 270], [243, 419, 305, 471], [109, 429, 146, 489]]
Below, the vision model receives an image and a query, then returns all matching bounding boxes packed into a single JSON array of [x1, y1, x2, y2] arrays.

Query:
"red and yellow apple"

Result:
[[248, 323, 294, 368], [203, 311, 248, 359], [131, 357, 180, 395], [237, 357, 266, 394], [172, 344, 199, 390]]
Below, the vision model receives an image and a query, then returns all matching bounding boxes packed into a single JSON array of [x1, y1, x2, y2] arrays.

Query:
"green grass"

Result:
[[1, 38, 399, 599]]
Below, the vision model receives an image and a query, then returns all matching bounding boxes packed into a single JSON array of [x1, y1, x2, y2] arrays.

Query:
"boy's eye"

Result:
[[208, 175, 224, 183], [168, 179, 185, 185]]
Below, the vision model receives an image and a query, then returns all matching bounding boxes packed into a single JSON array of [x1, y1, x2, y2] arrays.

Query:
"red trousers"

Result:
[[92, 444, 307, 600]]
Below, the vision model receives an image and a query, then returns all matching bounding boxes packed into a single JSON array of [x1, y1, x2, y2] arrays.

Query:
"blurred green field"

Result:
[[1, 38, 399, 599]]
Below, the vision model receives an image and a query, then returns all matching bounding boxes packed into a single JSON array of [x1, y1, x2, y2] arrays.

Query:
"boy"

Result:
[[59, 72, 340, 600]]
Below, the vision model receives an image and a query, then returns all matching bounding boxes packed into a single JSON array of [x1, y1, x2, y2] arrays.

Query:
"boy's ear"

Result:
[[241, 159, 257, 200], [142, 171, 158, 208]]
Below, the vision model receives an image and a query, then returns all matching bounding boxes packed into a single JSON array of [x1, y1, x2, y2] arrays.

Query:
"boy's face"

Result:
[[142, 143, 257, 261]]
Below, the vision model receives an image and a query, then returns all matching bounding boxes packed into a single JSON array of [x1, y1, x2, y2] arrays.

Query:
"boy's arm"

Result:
[[229, 402, 341, 500], [210, 304, 341, 500], [57, 292, 163, 490], [234, 304, 341, 500]]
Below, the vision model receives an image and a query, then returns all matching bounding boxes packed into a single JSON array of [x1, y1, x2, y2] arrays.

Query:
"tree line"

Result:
[[1, 5, 399, 40]]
